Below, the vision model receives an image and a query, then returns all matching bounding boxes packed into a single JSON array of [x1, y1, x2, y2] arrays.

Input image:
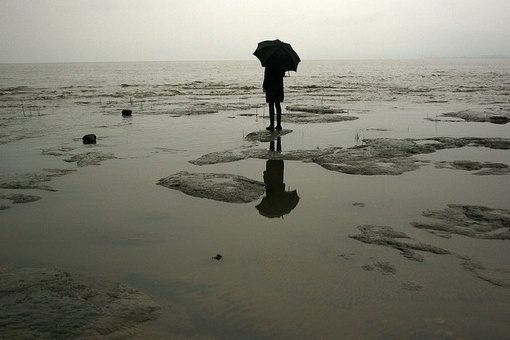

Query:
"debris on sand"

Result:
[[212, 254, 223, 260], [157, 171, 265, 203]]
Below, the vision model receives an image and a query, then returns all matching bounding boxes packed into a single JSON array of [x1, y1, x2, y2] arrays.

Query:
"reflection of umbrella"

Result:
[[256, 190, 300, 218], [256, 159, 300, 218], [253, 39, 301, 72]]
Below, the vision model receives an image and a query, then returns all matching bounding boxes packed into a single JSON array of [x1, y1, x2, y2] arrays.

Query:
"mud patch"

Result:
[[285, 104, 348, 114], [349, 205, 510, 288], [349, 225, 450, 262], [245, 129, 293, 143], [362, 259, 397, 275], [435, 160, 509, 175], [431, 109, 510, 124], [315, 137, 510, 175], [401, 280, 424, 291], [411, 204, 510, 240], [0, 267, 160, 339], [0, 168, 77, 192], [191, 136, 510, 176], [64, 151, 118, 167], [157, 171, 265, 203], [0, 193, 42, 206]]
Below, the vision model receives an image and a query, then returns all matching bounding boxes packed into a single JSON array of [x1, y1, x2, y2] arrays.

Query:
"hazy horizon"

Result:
[[1, 0, 509, 64]]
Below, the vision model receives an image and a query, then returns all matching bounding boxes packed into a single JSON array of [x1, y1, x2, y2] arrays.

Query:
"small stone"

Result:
[[82, 134, 96, 144], [122, 109, 132, 116]]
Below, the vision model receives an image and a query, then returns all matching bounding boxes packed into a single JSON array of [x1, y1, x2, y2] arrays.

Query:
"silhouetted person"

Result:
[[263, 67, 285, 131]]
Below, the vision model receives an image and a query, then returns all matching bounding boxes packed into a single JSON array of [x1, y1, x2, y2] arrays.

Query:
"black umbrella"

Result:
[[253, 39, 301, 72]]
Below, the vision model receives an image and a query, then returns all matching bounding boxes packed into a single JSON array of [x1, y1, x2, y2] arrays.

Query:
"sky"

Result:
[[1, 0, 509, 63]]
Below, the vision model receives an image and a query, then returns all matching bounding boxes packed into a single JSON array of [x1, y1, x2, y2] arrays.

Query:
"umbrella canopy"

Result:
[[253, 39, 301, 72]]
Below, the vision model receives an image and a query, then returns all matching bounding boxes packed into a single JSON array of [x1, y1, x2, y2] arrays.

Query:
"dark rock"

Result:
[[82, 134, 96, 144], [122, 109, 133, 116]]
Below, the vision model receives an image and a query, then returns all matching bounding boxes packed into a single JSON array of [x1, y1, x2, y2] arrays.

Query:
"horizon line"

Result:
[[1, 55, 509, 65]]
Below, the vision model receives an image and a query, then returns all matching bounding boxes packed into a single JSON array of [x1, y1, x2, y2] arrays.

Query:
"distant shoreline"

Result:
[[1, 56, 510, 65]]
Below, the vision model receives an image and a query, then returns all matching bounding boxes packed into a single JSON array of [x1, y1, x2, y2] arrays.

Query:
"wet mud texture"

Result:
[[157, 171, 265, 203], [349, 205, 510, 288], [191, 136, 510, 176], [0, 193, 41, 210], [430, 109, 510, 124], [0, 267, 160, 339], [434, 160, 509, 175], [282, 105, 358, 124], [411, 204, 510, 240], [0, 169, 76, 192]]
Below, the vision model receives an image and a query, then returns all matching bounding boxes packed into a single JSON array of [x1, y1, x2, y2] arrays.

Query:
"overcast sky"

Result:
[[1, 0, 509, 63]]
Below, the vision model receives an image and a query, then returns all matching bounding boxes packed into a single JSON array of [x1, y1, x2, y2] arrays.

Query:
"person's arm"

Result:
[[263, 68, 269, 92]]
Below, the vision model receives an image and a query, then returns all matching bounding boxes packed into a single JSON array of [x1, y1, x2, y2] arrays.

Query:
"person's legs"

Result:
[[275, 102, 282, 130], [266, 102, 275, 130]]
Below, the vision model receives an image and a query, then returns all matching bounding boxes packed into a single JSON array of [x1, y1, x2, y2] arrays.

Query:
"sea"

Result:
[[1, 59, 509, 339]]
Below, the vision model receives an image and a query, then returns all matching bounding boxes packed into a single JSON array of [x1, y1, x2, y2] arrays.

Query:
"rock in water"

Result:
[[122, 109, 133, 116], [82, 134, 97, 144]]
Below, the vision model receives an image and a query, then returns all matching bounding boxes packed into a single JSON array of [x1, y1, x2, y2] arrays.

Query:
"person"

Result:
[[263, 66, 285, 131]]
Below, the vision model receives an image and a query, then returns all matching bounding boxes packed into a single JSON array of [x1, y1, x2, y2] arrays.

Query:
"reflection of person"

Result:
[[263, 67, 285, 131], [256, 138, 299, 219]]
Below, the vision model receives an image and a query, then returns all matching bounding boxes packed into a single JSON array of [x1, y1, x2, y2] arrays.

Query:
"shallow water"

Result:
[[1, 60, 510, 339]]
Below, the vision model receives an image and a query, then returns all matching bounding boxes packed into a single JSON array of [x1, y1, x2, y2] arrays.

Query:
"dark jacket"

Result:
[[263, 67, 285, 103]]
